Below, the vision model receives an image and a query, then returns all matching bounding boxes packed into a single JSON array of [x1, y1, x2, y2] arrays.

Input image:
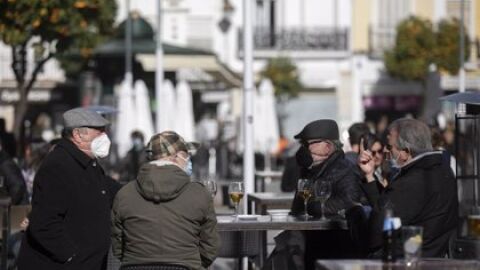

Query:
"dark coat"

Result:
[[0, 150, 28, 204], [362, 152, 458, 257], [290, 151, 364, 216], [17, 138, 121, 270]]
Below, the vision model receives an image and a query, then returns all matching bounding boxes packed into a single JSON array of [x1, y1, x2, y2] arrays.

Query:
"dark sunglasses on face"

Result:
[[370, 149, 384, 156], [303, 139, 327, 147]]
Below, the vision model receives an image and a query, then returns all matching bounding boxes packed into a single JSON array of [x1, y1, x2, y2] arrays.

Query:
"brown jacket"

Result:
[[111, 161, 219, 270]]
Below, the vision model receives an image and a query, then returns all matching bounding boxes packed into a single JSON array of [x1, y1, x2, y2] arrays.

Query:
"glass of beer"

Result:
[[228, 182, 244, 217], [297, 179, 313, 220]]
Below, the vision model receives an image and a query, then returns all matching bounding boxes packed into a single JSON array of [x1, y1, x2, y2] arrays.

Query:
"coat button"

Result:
[[93, 162, 97, 167], [101, 190, 106, 195]]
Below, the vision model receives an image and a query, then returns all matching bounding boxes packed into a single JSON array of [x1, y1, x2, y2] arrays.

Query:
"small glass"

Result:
[[228, 182, 244, 218], [297, 179, 313, 220], [315, 180, 332, 220], [402, 226, 423, 267], [201, 180, 217, 198]]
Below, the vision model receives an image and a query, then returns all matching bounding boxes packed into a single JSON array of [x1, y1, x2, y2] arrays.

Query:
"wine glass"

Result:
[[228, 182, 244, 218], [201, 180, 217, 198], [315, 180, 332, 220], [297, 179, 313, 220]]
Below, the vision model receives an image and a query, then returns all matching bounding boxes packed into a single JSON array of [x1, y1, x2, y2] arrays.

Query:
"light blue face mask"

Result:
[[179, 155, 193, 176], [184, 158, 193, 176]]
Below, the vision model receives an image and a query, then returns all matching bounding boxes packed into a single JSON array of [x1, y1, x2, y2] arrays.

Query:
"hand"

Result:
[[20, 217, 29, 230], [357, 138, 376, 182]]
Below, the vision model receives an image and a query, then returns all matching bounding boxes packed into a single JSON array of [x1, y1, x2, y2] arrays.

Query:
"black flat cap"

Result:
[[63, 107, 109, 128], [294, 119, 339, 141]]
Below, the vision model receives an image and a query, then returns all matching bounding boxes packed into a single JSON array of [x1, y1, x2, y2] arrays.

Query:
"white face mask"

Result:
[[91, 133, 111, 159]]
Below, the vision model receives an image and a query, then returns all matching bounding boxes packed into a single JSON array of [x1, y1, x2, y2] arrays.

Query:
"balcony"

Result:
[[238, 26, 350, 59]]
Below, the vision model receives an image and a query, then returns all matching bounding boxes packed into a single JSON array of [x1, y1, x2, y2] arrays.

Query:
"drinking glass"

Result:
[[228, 182, 244, 217], [402, 226, 423, 267], [297, 179, 313, 220], [315, 180, 332, 220], [201, 180, 217, 198]]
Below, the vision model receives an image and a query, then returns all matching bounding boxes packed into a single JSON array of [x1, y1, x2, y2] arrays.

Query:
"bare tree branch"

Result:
[[24, 52, 54, 96]]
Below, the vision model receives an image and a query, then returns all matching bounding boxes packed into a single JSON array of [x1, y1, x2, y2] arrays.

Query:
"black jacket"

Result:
[[362, 152, 458, 257], [0, 150, 28, 204], [290, 151, 363, 216], [18, 138, 121, 270]]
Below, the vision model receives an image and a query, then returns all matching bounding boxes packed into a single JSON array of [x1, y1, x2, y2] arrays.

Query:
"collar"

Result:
[[57, 138, 94, 168], [399, 151, 443, 169]]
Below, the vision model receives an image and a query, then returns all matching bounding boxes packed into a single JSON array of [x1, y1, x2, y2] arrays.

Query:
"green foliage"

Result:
[[384, 16, 435, 82], [260, 57, 303, 98], [384, 16, 470, 82], [0, 0, 117, 75], [434, 18, 470, 75]]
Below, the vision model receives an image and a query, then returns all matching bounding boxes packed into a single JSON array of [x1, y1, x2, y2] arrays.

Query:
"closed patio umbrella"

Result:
[[115, 79, 137, 158], [157, 80, 176, 133], [174, 80, 195, 141], [134, 80, 155, 141]]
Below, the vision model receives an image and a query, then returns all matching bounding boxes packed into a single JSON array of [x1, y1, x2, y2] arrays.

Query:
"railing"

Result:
[[238, 26, 349, 54]]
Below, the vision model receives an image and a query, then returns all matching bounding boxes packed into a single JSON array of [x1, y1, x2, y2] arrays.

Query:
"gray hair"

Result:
[[388, 118, 433, 157]]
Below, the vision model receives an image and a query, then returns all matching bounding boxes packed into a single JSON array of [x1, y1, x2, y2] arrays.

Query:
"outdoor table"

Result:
[[254, 170, 282, 192], [217, 214, 347, 267], [247, 192, 294, 214], [316, 258, 480, 270]]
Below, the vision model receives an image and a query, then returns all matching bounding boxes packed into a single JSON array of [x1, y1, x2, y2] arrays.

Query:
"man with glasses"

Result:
[[18, 108, 120, 270], [358, 118, 458, 258], [111, 131, 219, 270]]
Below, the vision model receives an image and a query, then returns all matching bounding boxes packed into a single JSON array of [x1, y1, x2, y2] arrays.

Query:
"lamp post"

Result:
[[155, 0, 164, 132]]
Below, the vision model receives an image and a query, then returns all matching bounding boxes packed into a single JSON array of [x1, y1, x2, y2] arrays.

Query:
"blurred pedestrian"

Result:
[[0, 138, 28, 205], [18, 107, 121, 270], [112, 131, 219, 270], [119, 130, 147, 183]]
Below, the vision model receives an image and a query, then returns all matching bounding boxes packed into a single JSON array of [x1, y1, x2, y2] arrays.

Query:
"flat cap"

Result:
[[63, 107, 109, 128], [147, 131, 198, 159], [294, 119, 339, 141]]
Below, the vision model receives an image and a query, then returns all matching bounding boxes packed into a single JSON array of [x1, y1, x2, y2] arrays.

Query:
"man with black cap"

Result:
[[290, 119, 364, 269], [111, 131, 219, 270], [18, 107, 121, 270], [290, 119, 363, 217]]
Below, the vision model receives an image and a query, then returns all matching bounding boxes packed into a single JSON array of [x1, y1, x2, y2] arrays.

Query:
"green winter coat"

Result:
[[111, 161, 219, 270]]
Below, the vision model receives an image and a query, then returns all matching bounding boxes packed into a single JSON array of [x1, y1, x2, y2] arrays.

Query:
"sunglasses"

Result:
[[303, 139, 328, 147], [370, 149, 384, 156]]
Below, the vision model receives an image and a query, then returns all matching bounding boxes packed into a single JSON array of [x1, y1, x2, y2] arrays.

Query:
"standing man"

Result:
[[18, 108, 120, 270], [358, 118, 458, 257]]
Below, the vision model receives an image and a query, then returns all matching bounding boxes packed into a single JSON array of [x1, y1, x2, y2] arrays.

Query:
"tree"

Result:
[[0, 0, 116, 145], [434, 18, 470, 75], [384, 16, 435, 82], [260, 57, 303, 99], [384, 15, 470, 82]]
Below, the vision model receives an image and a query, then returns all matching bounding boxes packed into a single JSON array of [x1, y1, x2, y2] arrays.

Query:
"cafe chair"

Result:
[[218, 231, 261, 270], [119, 262, 190, 270]]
